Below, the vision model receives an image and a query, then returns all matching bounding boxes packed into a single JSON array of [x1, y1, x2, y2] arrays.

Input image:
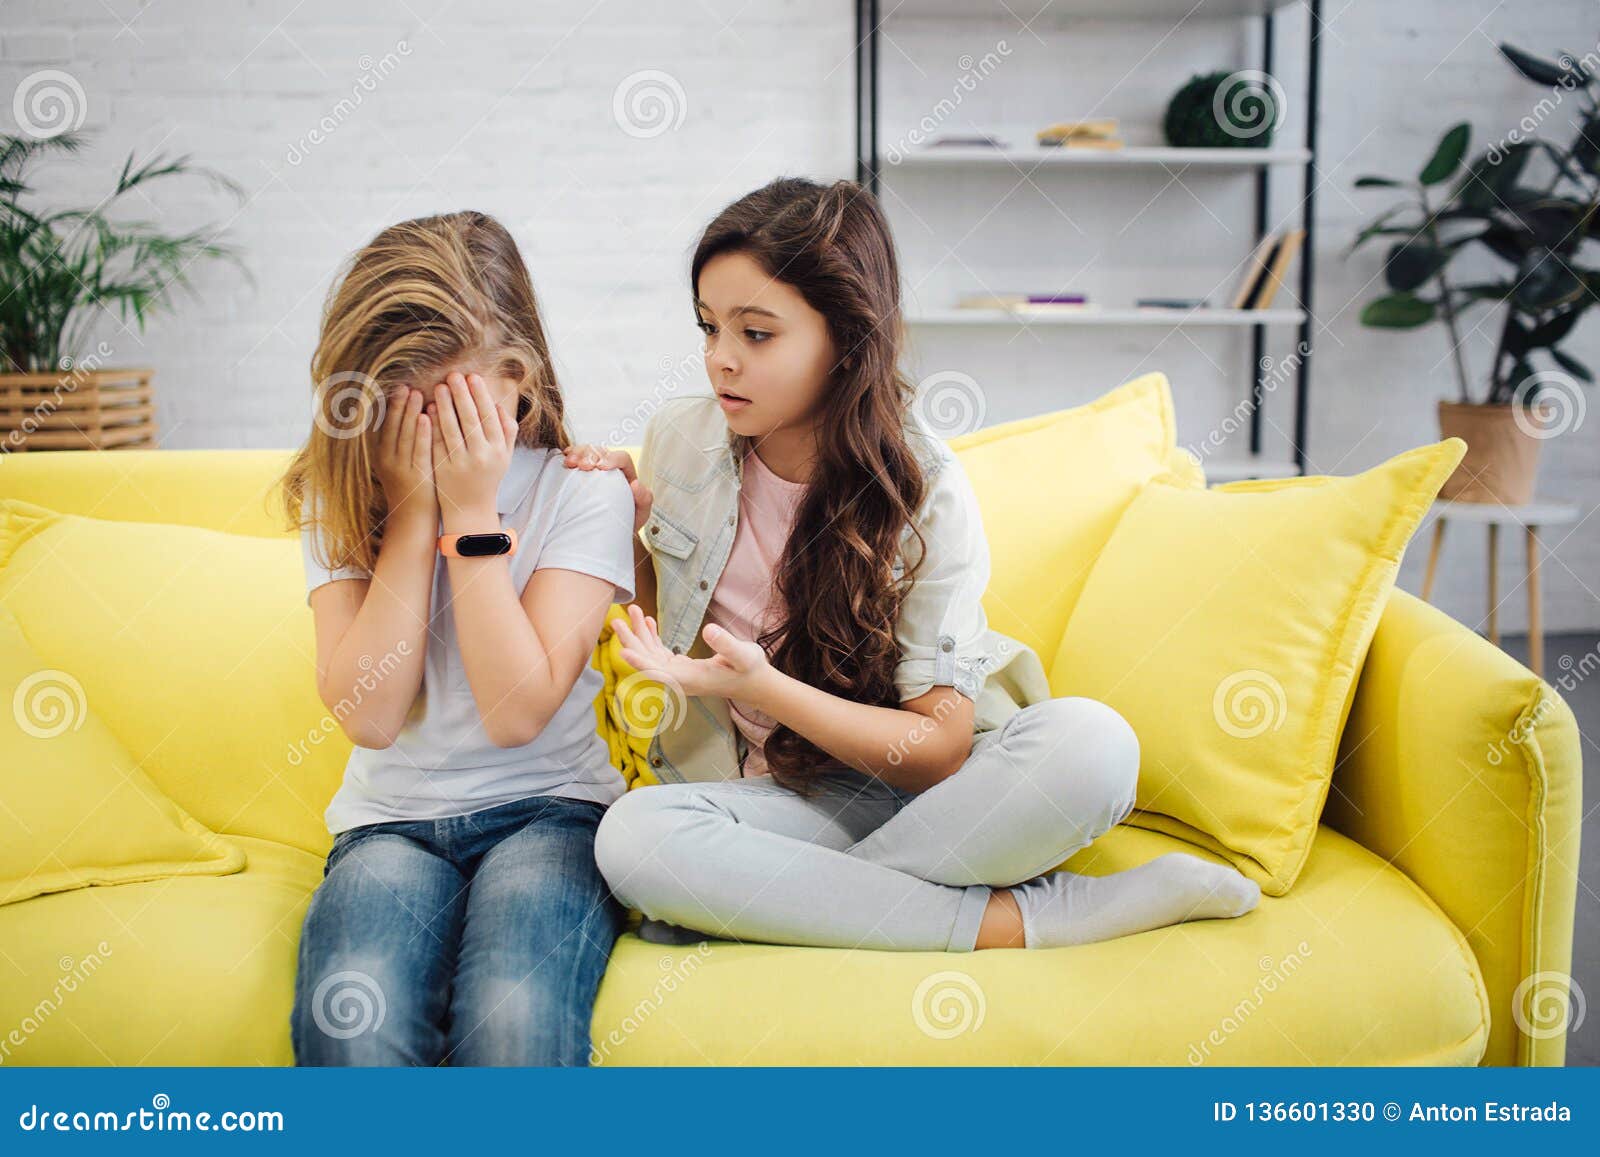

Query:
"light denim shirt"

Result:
[[635, 394, 1050, 784], [301, 446, 637, 832]]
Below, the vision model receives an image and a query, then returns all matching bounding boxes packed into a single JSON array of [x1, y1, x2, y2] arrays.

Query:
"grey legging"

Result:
[[592, 696, 1140, 952]]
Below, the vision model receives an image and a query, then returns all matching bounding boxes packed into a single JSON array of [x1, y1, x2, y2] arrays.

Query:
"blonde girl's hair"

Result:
[[279, 210, 571, 574]]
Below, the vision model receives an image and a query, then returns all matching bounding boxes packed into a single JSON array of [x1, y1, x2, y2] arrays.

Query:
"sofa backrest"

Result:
[[1, 449, 296, 537]]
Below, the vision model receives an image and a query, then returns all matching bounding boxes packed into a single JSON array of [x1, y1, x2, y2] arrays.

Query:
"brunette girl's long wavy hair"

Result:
[[279, 211, 571, 573], [692, 178, 929, 797]]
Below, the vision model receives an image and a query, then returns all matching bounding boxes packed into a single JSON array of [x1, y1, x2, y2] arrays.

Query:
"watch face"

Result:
[[456, 532, 514, 557]]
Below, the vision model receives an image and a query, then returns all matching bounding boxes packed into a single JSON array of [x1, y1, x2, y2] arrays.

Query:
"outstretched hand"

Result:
[[611, 603, 769, 700]]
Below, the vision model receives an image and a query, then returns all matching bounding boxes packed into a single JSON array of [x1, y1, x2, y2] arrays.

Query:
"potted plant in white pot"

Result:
[[1349, 41, 1598, 504], [0, 131, 245, 452]]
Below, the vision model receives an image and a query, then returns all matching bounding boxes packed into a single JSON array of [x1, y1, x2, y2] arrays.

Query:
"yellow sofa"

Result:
[[0, 445, 1581, 1066]]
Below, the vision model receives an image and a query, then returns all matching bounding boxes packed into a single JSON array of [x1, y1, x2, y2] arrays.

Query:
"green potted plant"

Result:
[[0, 131, 245, 452], [1349, 42, 1598, 504], [1164, 70, 1281, 149]]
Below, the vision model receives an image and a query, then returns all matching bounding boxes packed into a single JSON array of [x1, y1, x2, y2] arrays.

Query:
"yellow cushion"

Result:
[[0, 834, 319, 1064], [0, 500, 348, 857], [1048, 439, 1467, 896], [590, 822, 1487, 1065], [950, 372, 1192, 669], [0, 605, 243, 906]]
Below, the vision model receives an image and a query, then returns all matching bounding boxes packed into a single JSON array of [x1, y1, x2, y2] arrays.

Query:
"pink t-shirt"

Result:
[[704, 447, 810, 778]]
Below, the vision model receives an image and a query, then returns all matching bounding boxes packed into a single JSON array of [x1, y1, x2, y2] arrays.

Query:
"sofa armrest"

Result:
[[1325, 588, 1583, 1066]]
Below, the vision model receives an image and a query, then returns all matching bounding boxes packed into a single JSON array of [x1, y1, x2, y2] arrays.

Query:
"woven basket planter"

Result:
[[0, 368, 157, 452]]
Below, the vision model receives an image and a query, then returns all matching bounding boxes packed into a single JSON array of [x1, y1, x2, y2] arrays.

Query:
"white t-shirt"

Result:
[[300, 446, 636, 833]]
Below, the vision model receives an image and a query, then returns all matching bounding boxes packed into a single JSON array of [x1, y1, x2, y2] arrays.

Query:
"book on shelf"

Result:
[[1230, 229, 1305, 310], [1012, 299, 1097, 314], [925, 133, 1009, 148], [1136, 297, 1210, 309], [1036, 118, 1119, 147], [957, 292, 1090, 311], [1248, 229, 1305, 309], [957, 293, 1028, 310], [1041, 137, 1125, 150]]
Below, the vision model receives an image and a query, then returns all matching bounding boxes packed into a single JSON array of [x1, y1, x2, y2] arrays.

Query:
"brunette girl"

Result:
[[567, 178, 1260, 953]]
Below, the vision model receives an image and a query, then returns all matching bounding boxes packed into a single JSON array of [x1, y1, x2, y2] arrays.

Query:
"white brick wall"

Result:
[[0, 0, 855, 450], [3, 0, 1596, 631]]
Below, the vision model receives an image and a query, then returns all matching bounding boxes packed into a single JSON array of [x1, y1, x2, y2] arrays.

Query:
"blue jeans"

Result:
[[291, 793, 623, 1066]]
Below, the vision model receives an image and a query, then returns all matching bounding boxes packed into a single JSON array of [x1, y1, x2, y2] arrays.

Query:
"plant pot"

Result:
[[0, 368, 156, 452], [1435, 399, 1542, 505]]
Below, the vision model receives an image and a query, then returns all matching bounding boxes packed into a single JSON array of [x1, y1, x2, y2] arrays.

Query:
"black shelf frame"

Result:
[[853, 0, 1323, 476]]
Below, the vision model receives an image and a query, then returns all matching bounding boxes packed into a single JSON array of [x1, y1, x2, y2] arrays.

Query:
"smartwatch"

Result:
[[438, 529, 518, 558]]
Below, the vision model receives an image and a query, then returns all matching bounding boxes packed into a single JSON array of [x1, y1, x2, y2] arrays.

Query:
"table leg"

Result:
[[1527, 525, 1543, 678], [1486, 522, 1499, 646], [1421, 518, 1446, 602]]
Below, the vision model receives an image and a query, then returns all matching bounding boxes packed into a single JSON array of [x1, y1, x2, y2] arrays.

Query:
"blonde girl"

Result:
[[283, 211, 636, 1064]]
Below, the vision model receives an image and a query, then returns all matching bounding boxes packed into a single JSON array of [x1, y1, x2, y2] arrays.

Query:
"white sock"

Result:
[[1007, 852, 1261, 948]]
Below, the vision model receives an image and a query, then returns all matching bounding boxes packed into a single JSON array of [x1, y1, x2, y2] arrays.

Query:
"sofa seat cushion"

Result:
[[589, 822, 1489, 1065], [1, 823, 1489, 1067], [0, 835, 321, 1066]]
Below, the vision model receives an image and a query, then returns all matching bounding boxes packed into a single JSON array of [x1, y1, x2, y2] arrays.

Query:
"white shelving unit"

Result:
[[856, 0, 1322, 482], [893, 145, 1311, 170], [908, 307, 1306, 328]]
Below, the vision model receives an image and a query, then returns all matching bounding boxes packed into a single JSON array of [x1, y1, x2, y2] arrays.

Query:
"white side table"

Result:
[[1419, 498, 1580, 678]]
